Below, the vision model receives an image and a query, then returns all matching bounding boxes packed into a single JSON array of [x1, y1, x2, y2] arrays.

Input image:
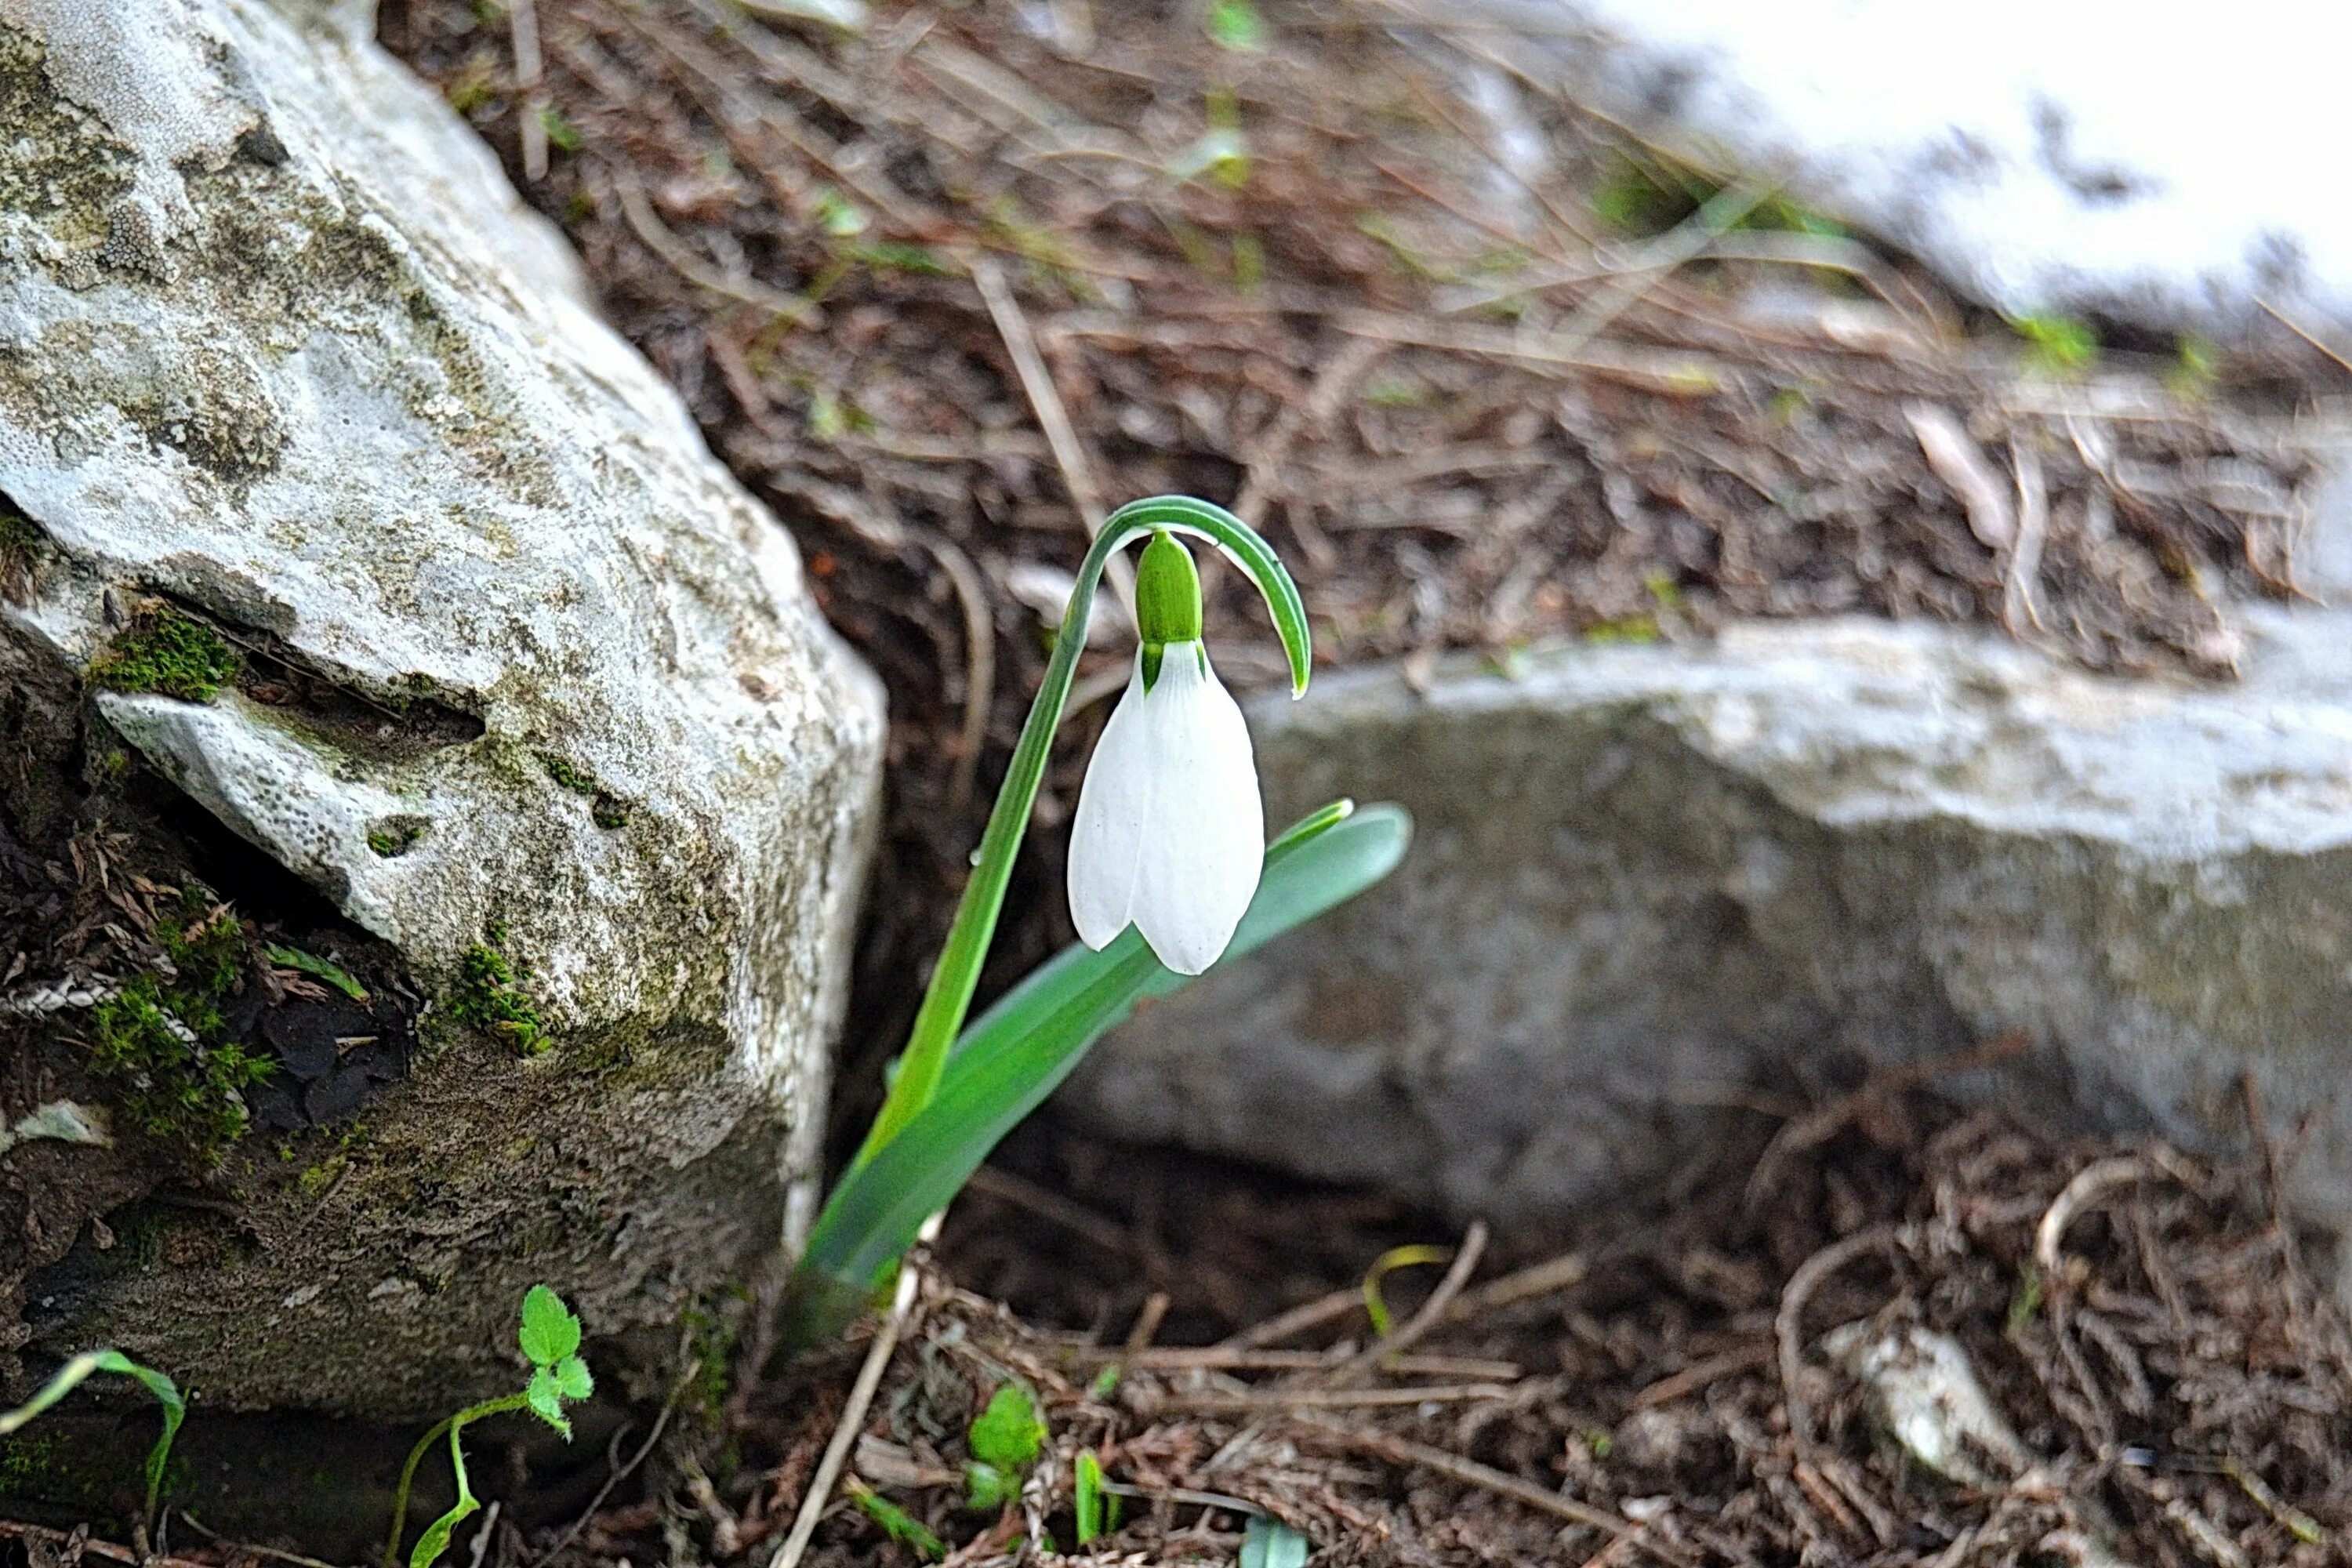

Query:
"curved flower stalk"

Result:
[[781, 496, 1406, 1351], [851, 496, 1309, 1167], [1068, 532, 1264, 974]]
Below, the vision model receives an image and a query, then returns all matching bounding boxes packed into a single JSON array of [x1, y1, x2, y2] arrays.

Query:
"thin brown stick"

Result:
[[1307, 1425, 1692, 1566], [769, 1263, 924, 1568], [1158, 1382, 1520, 1413], [970, 256, 1134, 614], [1219, 1283, 1367, 1351], [1628, 1341, 1775, 1410], [1439, 1247, 1588, 1320], [1067, 1345, 1521, 1380], [610, 170, 815, 320], [2034, 1156, 2161, 1276]]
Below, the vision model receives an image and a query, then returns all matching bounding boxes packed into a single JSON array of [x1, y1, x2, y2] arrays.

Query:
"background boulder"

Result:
[[1068, 477, 2352, 1294], [0, 0, 883, 1421]]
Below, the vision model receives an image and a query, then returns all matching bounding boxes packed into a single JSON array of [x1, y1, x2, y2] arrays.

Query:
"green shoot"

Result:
[[1073, 1450, 1106, 1545], [1242, 1515, 1311, 1568], [387, 1286, 593, 1568], [781, 497, 1402, 1350], [0, 1349, 184, 1530], [1207, 0, 1265, 51], [848, 1479, 946, 1561], [265, 943, 371, 1004], [2010, 312, 2099, 377], [783, 801, 1409, 1344], [1361, 1243, 1451, 1336], [964, 1382, 1047, 1508]]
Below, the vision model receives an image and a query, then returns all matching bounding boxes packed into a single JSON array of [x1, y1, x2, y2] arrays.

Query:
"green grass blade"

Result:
[[792, 803, 1408, 1318], [0, 1349, 184, 1526]]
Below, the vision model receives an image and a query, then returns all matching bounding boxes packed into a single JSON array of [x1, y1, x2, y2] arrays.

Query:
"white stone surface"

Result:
[[1065, 507, 2352, 1277], [0, 0, 884, 1412], [1432, 0, 2352, 335]]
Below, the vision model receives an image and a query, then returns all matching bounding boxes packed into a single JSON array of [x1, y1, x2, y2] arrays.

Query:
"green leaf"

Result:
[[554, 1354, 594, 1400], [1242, 1515, 1310, 1568], [964, 1461, 1014, 1512], [0, 1348, 184, 1527], [264, 943, 372, 1003], [1207, 0, 1265, 49], [967, 1384, 1047, 1472], [517, 1284, 580, 1367], [1073, 1450, 1105, 1545], [525, 1367, 568, 1436], [789, 803, 1410, 1326], [847, 1481, 945, 1561]]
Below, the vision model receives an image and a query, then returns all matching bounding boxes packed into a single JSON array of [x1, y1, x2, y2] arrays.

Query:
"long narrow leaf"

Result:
[[790, 802, 1408, 1323], [0, 1348, 184, 1526]]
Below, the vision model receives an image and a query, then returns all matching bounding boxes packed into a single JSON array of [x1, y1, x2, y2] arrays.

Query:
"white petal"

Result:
[[1128, 646, 1263, 975], [1066, 655, 1156, 949]]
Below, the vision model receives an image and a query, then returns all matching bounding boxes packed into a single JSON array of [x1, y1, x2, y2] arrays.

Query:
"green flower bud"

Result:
[[1134, 531, 1203, 648]]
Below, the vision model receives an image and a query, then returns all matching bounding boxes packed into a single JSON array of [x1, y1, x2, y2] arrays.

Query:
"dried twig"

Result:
[[770, 1261, 925, 1568]]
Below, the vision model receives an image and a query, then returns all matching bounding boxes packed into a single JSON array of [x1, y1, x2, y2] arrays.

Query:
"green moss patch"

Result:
[[87, 976, 272, 1163], [538, 751, 630, 829], [450, 923, 549, 1055], [86, 608, 241, 702], [367, 817, 427, 858]]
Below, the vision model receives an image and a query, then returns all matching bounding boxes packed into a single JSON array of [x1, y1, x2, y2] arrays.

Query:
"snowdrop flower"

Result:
[[1068, 532, 1262, 975]]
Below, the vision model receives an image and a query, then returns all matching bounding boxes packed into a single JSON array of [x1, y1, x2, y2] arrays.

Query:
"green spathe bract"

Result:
[[1133, 528, 1203, 675]]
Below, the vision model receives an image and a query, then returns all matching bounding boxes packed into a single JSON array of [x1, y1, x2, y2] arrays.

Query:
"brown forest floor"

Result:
[[12, 2, 2352, 1566]]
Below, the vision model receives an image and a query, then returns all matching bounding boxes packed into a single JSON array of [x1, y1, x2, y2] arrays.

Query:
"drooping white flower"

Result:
[[1067, 533, 1264, 975]]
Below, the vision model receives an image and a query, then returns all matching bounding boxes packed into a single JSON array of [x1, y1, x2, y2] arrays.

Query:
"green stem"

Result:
[[383, 1393, 531, 1568], [851, 496, 1308, 1168]]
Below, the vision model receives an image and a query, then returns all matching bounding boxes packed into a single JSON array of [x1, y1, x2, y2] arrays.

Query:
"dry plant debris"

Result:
[[612, 1076, 2348, 1568]]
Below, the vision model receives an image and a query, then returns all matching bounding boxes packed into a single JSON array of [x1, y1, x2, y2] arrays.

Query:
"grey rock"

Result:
[[0, 0, 883, 1414], [1065, 505, 2352, 1283]]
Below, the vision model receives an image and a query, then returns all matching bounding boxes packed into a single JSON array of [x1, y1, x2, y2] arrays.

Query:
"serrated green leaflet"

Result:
[[786, 802, 1409, 1339], [517, 1283, 581, 1366]]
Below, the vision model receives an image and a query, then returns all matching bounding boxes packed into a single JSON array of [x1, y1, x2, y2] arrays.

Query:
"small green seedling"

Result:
[[1207, 0, 1265, 50], [1361, 1243, 1451, 1336], [386, 1286, 593, 1568], [0, 1349, 185, 1531], [848, 1478, 946, 1561], [1241, 1515, 1310, 1568], [964, 1382, 1046, 1511], [2010, 312, 2099, 376], [1072, 1449, 1108, 1545]]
